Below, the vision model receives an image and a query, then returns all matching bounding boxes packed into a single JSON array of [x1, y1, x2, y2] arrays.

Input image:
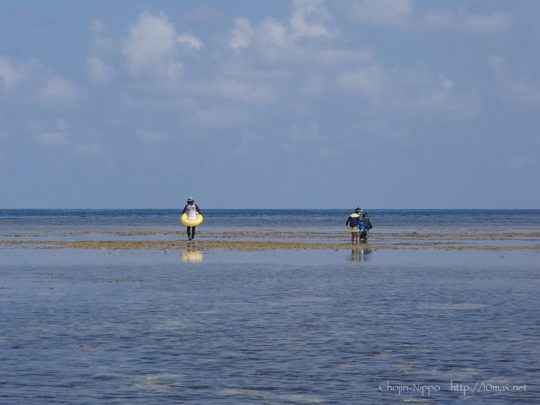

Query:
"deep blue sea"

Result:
[[1, 209, 539, 404], [1, 209, 540, 230]]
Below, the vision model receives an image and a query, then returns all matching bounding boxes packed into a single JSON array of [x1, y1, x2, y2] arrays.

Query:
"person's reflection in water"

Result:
[[181, 248, 204, 263], [350, 247, 372, 263]]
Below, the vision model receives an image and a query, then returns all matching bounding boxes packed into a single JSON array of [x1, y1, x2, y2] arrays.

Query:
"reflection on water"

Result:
[[350, 247, 372, 262], [1, 254, 539, 404], [181, 248, 204, 263]]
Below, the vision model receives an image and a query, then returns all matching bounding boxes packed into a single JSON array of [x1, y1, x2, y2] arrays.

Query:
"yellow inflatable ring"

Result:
[[181, 213, 203, 227]]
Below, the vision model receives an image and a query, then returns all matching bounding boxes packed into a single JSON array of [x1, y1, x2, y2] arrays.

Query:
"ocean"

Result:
[[2, 208, 540, 230], [1, 209, 539, 404]]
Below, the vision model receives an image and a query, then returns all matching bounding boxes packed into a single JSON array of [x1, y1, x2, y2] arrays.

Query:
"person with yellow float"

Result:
[[181, 196, 203, 240], [346, 207, 363, 245]]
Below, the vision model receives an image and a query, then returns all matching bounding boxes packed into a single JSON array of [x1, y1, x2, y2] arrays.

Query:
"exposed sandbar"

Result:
[[3, 229, 540, 240], [1, 238, 539, 252]]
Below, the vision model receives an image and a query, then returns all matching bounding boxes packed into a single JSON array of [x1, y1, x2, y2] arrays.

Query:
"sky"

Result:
[[1, 0, 539, 209]]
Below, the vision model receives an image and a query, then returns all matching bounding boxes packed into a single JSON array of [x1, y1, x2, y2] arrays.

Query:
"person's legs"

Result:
[[360, 228, 368, 242], [191, 227, 196, 240], [186, 227, 192, 240]]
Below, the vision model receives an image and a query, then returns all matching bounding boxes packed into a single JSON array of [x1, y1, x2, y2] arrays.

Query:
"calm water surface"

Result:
[[2, 209, 540, 231], [1, 249, 538, 404]]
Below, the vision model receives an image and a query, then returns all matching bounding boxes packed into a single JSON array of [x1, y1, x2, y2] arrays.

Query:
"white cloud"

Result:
[[290, 0, 333, 39], [86, 19, 115, 83], [347, 0, 413, 27], [223, 9, 361, 112], [176, 32, 203, 49], [122, 11, 180, 79], [228, 1, 333, 54], [86, 55, 113, 83], [0, 55, 26, 91], [259, 18, 289, 48], [336, 64, 388, 102], [336, 63, 475, 113], [424, 10, 511, 35], [226, 14, 341, 74], [229, 17, 254, 50], [90, 20, 115, 53], [390, 70, 477, 113], [345, 1, 510, 35], [87, 3, 483, 124], [35, 76, 80, 103]]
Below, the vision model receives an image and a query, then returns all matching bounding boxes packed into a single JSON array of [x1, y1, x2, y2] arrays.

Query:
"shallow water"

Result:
[[0, 249, 538, 404], [3, 209, 540, 255]]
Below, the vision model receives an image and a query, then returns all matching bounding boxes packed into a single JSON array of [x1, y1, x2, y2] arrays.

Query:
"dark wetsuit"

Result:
[[360, 214, 373, 240], [182, 203, 202, 240], [346, 213, 361, 231]]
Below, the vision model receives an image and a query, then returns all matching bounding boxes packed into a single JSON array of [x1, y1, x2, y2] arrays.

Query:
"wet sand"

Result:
[[4, 229, 540, 239], [1, 229, 540, 251]]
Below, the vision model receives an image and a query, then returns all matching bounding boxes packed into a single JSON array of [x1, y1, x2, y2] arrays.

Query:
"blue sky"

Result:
[[1, 0, 539, 208]]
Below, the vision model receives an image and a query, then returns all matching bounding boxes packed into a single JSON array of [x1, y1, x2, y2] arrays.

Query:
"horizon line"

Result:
[[1, 207, 539, 211]]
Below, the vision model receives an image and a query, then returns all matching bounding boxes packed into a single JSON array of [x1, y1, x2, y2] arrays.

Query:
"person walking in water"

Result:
[[182, 197, 202, 241], [360, 211, 373, 242], [346, 207, 362, 245]]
